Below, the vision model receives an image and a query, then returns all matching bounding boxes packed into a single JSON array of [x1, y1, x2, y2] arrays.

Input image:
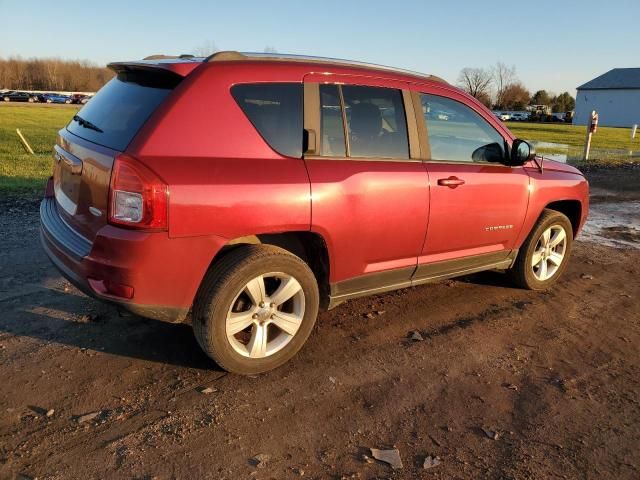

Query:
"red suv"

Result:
[[40, 52, 589, 374]]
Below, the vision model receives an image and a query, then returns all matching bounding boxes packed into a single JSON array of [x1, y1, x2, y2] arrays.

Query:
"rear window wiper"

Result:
[[73, 114, 103, 133]]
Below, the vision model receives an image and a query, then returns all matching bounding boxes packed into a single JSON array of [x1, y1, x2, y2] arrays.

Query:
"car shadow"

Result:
[[0, 286, 221, 371], [458, 270, 519, 289]]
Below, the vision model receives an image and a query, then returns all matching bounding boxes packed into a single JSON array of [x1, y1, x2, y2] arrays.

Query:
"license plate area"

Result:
[[53, 146, 83, 215]]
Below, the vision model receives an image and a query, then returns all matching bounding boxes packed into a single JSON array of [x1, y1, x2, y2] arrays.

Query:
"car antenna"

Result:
[[533, 154, 544, 174]]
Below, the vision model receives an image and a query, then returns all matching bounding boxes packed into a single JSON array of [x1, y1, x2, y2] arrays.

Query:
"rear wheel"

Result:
[[193, 245, 319, 374], [3, 97, 9, 102], [508, 209, 573, 290]]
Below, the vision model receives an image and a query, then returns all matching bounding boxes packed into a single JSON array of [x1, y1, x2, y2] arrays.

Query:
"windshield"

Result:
[[66, 69, 180, 151]]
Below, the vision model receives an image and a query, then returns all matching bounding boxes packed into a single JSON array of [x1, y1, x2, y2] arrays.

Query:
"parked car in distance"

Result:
[[44, 93, 72, 104], [509, 112, 530, 121], [2, 91, 37, 102], [70, 93, 88, 104], [493, 112, 511, 121], [40, 52, 589, 375]]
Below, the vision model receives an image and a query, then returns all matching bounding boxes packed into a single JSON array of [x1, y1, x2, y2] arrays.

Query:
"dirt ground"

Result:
[[1, 168, 639, 480]]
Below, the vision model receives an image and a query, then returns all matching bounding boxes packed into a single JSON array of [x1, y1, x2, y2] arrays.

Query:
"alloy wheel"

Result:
[[225, 272, 305, 358], [531, 225, 567, 281]]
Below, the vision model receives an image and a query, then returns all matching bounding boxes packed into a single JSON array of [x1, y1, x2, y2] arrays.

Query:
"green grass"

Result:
[[507, 122, 638, 151], [0, 104, 79, 195]]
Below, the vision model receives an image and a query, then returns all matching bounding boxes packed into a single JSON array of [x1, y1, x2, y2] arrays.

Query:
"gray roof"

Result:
[[577, 68, 640, 90]]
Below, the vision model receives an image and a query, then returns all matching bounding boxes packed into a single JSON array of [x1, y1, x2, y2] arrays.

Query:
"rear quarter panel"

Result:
[[127, 62, 311, 239]]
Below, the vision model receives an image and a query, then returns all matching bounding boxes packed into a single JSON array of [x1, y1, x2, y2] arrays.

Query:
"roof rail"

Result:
[[205, 51, 447, 84], [142, 54, 202, 61]]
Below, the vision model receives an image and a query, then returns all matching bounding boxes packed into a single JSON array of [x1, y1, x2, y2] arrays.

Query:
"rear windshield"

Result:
[[66, 70, 180, 151]]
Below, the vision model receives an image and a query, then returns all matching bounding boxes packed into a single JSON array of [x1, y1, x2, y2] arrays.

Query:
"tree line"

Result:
[[457, 62, 575, 113], [0, 55, 576, 112], [0, 57, 113, 92]]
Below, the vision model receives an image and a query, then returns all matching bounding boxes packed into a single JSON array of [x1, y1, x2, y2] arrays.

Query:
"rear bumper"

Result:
[[40, 197, 226, 323]]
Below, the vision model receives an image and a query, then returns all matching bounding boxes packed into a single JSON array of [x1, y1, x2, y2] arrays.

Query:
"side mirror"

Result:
[[471, 142, 505, 163], [510, 139, 535, 166]]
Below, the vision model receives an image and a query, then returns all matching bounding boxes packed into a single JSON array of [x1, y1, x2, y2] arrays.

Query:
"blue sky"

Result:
[[1, 0, 637, 95]]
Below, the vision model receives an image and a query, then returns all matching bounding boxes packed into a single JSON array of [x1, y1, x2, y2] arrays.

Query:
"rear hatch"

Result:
[[53, 62, 190, 241]]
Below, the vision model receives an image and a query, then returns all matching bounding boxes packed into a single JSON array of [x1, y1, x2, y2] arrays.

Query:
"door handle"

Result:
[[437, 176, 465, 188]]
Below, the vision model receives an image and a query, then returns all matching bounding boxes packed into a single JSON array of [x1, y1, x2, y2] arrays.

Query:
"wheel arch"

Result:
[[200, 231, 331, 310], [544, 200, 582, 237]]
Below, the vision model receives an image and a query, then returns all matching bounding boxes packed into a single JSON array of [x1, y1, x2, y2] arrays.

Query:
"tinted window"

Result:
[[342, 86, 409, 159], [320, 84, 346, 157], [421, 94, 506, 163], [66, 71, 179, 151], [232, 83, 303, 158]]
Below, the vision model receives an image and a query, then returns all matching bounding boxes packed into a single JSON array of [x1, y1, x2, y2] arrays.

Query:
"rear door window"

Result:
[[231, 83, 303, 158], [66, 70, 180, 151], [341, 85, 409, 159], [320, 84, 346, 157]]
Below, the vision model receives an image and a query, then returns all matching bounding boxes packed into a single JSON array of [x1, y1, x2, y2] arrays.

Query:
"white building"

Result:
[[575, 68, 640, 127]]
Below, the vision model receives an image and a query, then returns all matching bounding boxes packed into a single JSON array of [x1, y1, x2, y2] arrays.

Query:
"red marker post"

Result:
[[583, 110, 598, 161]]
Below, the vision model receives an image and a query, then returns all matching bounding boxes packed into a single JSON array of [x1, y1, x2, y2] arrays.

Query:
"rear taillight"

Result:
[[108, 154, 168, 230]]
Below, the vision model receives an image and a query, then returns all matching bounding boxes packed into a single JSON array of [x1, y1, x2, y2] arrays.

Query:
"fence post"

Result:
[[582, 110, 598, 161], [16, 128, 35, 155]]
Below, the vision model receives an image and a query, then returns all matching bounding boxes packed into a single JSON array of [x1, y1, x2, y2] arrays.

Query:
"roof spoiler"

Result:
[[108, 58, 201, 77]]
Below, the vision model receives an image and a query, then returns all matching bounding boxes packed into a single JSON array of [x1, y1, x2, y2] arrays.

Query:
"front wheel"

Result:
[[193, 245, 319, 374], [508, 209, 573, 290]]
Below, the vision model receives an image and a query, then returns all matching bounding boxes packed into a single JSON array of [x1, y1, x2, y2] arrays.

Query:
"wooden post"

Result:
[[16, 128, 35, 155], [583, 110, 597, 161]]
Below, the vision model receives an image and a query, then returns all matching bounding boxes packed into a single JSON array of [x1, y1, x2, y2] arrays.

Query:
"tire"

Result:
[[46, 99, 52, 103], [508, 209, 573, 290], [3, 97, 9, 102], [193, 245, 320, 374]]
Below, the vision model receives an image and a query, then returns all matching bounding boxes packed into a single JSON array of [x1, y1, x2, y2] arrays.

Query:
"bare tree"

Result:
[[192, 40, 218, 57], [0, 56, 112, 91], [457, 67, 492, 100], [501, 82, 530, 110], [491, 62, 516, 109]]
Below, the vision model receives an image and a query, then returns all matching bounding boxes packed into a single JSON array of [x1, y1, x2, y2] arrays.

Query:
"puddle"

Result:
[[529, 141, 570, 163], [579, 200, 640, 249]]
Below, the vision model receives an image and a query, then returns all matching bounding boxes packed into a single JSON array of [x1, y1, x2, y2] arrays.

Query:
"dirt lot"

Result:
[[1, 168, 639, 480]]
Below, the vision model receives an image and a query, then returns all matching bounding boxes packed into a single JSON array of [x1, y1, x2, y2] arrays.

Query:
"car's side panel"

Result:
[[306, 159, 429, 284], [518, 166, 589, 243], [128, 63, 312, 239], [302, 73, 429, 285], [417, 162, 530, 264], [405, 83, 530, 266]]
